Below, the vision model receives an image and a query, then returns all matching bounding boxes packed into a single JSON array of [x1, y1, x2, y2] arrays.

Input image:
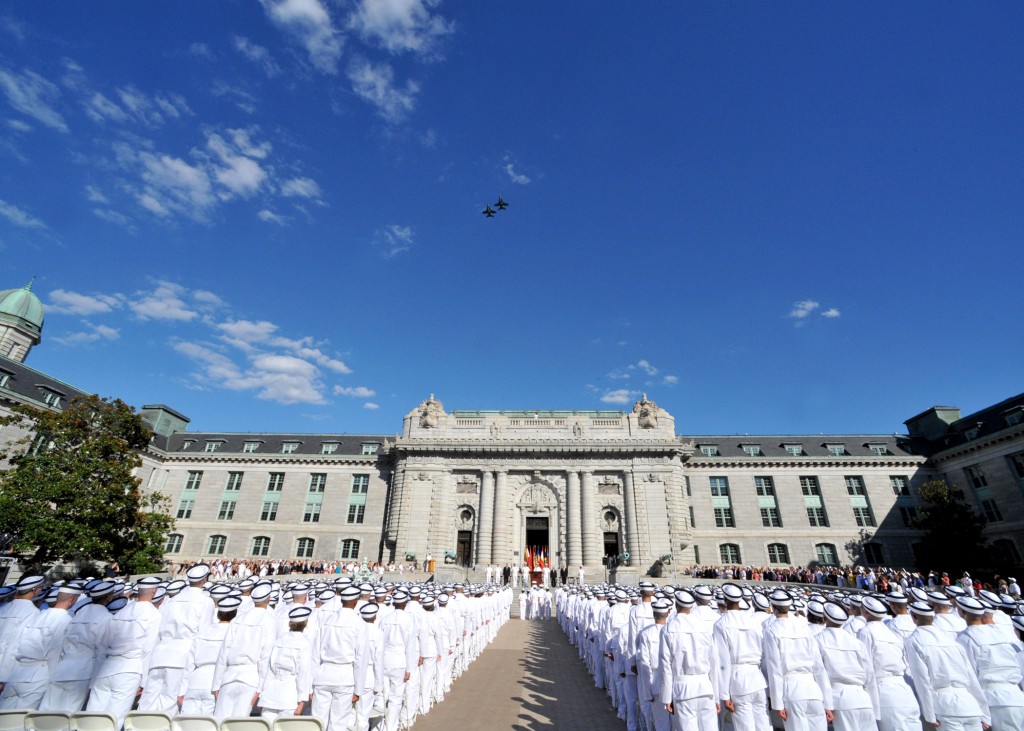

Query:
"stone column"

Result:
[[429, 471, 453, 556], [581, 471, 600, 565], [491, 470, 510, 565], [566, 470, 582, 567], [475, 470, 494, 566], [623, 470, 641, 562]]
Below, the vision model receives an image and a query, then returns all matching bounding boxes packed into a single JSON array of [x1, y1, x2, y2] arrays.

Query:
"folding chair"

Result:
[[69, 713, 117, 731], [271, 718, 322, 731], [123, 712, 172, 731], [23, 713, 70, 731], [170, 716, 219, 731], [219, 719, 270, 731], [0, 710, 33, 731]]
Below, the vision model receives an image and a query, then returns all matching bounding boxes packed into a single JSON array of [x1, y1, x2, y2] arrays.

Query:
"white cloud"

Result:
[[347, 0, 453, 57], [600, 388, 639, 405], [258, 209, 287, 225], [47, 289, 123, 316], [788, 300, 819, 320], [85, 185, 108, 203], [188, 42, 214, 59], [6, 118, 31, 132], [662, 374, 679, 385], [822, 307, 841, 318], [280, 176, 322, 199], [129, 281, 199, 321], [0, 67, 68, 132], [92, 208, 133, 229], [260, 0, 344, 74], [347, 58, 419, 123], [84, 91, 127, 123], [0, 198, 45, 229], [374, 224, 414, 258], [504, 163, 530, 185], [114, 85, 190, 126], [233, 36, 282, 77], [211, 81, 259, 114], [636, 359, 658, 376], [114, 142, 216, 221], [192, 290, 225, 310], [52, 321, 120, 346], [363, 402, 380, 410], [206, 131, 269, 198], [335, 385, 376, 398]]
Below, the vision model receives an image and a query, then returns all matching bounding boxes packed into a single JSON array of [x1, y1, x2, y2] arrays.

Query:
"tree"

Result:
[[912, 479, 992, 575], [0, 394, 174, 574]]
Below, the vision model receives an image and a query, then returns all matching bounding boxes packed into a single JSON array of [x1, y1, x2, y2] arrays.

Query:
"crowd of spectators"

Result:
[[164, 558, 422, 580]]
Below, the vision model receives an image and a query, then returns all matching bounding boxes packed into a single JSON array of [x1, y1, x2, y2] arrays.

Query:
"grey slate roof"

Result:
[[154, 431, 393, 456], [924, 391, 1024, 454], [683, 434, 915, 458], [0, 355, 88, 409]]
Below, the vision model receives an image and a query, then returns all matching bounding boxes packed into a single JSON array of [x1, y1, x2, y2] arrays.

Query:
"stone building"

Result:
[[0, 279, 1022, 572]]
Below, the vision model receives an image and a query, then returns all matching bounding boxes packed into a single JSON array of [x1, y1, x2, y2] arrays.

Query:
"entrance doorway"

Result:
[[603, 531, 621, 564], [526, 516, 549, 584], [456, 531, 473, 567]]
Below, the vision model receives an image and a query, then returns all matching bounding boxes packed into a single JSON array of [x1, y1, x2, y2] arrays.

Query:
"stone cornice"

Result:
[[393, 439, 688, 456], [927, 427, 1024, 464], [685, 456, 927, 469], [141, 448, 388, 468]]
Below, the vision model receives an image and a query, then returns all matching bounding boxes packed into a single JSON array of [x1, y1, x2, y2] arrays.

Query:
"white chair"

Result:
[[69, 713, 117, 731], [124, 712, 172, 731], [219, 719, 270, 731], [272, 718, 322, 731], [24, 713, 70, 731], [0, 709, 33, 731], [170, 716, 219, 731]]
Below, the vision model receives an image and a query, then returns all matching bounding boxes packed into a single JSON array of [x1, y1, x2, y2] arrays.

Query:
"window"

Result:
[[699, 445, 719, 456], [709, 477, 730, 497], [267, 473, 284, 491], [347, 504, 365, 524], [165, 533, 183, 553], [0, 373, 10, 388], [719, 543, 741, 564], [767, 543, 789, 564], [980, 499, 1003, 522], [863, 542, 884, 565], [40, 389, 60, 408], [742, 445, 763, 457], [361, 443, 379, 455], [693, 546, 700, 564], [807, 506, 829, 527], [321, 443, 338, 454], [964, 428, 980, 441], [1006, 411, 1024, 428], [203, 441, 221, 453], [225, 472, 243, 491], [297, 537, 315, 558], [182, 440, 195, 451], [899, 506, 918, 526], [994, 539, 1022, 563], [281, 442, 299, 454], [826, 444, 848, 456], [303, 502, 322, 523], [351, 474, 369, 494], [965, 465, 988, 489], [251, 536, 271, 557], [800, 476, 821, 496], [185, 471, 204, 491], [309, 473, 327, 493], [868, 444, 890, 456], [784, 444, 805, 457], [176, 499, 195, 519], [853, 506, 876, 527], [815, 543, 838, 565], [243, 442, 260, 453], [1009, 453, 1024, 481], [217, 500, 236, 520], [890, 476, 910, 496], [845, 476, 867, 495], [207, 535, 227, 555], [261, 501, 278, 521], [684, 476, 691, 497], [754, 476, 775, 497], [688, 506, 696, 529], [341, 539, 360, 560], [713, 507, 735, 527], [760, 507, 782, 527]]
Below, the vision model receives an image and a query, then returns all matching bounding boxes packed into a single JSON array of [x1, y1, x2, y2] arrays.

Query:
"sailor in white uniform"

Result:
[[0, 575, 46, 697], [178, 596, 238, 715], [815, 602, 878, 731], [378, 590, 417, 731], [712, 583, 770, 731], [658, 590, 719, 731], [312, 584, 370, 731], [636, 598, 672, 731], [855, 595, 920, 731], [356, 603, 384, 731], [213, 582, 277, 718], [258, 605, 313, 723], [957, 596, 1024, 731]]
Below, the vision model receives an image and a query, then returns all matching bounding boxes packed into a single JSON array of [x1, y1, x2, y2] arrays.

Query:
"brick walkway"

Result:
[[413, 617, 624, 731]]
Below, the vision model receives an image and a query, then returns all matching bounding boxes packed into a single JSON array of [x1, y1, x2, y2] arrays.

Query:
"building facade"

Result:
[[0, 281, 1022, 572]]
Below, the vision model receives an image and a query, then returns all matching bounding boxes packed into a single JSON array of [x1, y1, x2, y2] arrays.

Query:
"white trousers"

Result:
[[670, 696, 717, 731], [730, 689, 771, 731], [40, 680, 90, 713], [214, 680, 256, 719], [779, 700, 827, 731], [86, 672, 142, 726], [418, 658, 436, 715], [933, 718, 984, 731], [381, 668, 406, 731], [992, 705, 1024, 731], [181, 693, 216, 716], [139, 667, 185, 714], [831, 707, 877, 731], [878, 703, 923, 731], [0, 679, 47, 710], [312, 684, 356, 731]]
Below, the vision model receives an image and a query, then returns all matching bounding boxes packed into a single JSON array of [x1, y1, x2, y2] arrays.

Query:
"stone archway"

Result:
[[514, 473, 562, 570]]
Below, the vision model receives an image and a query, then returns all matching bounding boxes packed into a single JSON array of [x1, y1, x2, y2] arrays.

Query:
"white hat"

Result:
[[57, 585, 84, 596], [861, 596, 888, 617], [317, 589, 336, 602], [186, 565, 211, 583], [339, 586, 361, 601], [823, 602, 848, 624], [359, 603, 379, 619], [673, 590, 695, 607], [957, 597, 986, 616], [137, 576, 163, 588], [722, 583, 743, 602], [16, 576, 44, 592], [769, 590, 792, 608], [89, 581, 116, 598], [909, 601, 934, 617], [289, 606, 313, 621], [218, 597, 242, 610], [107, 597, 129, 612], [251, 584, 273, 602]]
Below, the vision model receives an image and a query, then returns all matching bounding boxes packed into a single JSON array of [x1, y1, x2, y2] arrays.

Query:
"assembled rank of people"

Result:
[[0, 566, 513, 731], [557, 579, 1024, 731]]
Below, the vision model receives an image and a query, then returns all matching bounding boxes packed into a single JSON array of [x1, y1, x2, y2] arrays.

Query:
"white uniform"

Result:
[[856, 620, 921, 731], [636, 623, 670, 731], [0, 598, 42, 684], [658, 612, 719, 731], [312, 607, 369, 731], [761, 614, 832, 731], [0, 606, 72, 709], [141, 584, 215, 713], [958, 623, 1024, 731], [258, 629, 313, 723], [213, 605, 276, 718], [713, 609, 770, 731], [378, 607, 417, 731], [814, 626, 878, 731], [87, 601, 162, 725], [906, 624, 990, 730], [179, 622, 230, 715], [41, 603, 112, 712], [416, 609, 445, 715], [355, 621, 383, 731]]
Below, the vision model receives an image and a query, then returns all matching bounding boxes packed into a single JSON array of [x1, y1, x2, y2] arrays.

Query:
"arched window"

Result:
[[341, 539, 360, 560], [767, 543, 789, 564], [994, 538, 1022, 563], [719, 543, 741, 564], [816, 543, 838, 566], [251, 536, 271, 557], [863, 542, 884, 565], [165, 533, 184, 554], [206, 535, 227, 555], [297, 537, 315, 559]]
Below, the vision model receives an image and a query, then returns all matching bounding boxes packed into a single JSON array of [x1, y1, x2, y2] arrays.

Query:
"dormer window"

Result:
[[281, 442, 299, 454], [361, 443, 380, 455], [39, 389, 60, 408], [243, 442, 260, 453], [699, 445, 719, 457], [783, 444, 805, 457], [0, 370, 11, 389], [203, 441, 223, 453], [964, 428, 980, 441], [321, 443, 339, 455], [826, 444, 848, 456], [741, 444, 763, 457], [182, 439, 196, 451], [1006, 411, 1024, 428], [867, 444, 890, 456]]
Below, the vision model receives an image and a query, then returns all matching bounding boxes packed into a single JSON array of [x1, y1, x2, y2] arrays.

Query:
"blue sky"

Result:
[[1, 2, 1021, 436]]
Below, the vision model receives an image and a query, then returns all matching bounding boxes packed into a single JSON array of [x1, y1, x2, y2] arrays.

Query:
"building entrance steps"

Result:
[[412, 617, 625, 731]]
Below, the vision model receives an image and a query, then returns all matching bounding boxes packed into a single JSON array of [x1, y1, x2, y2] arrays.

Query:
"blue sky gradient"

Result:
[[1, 2, 1020, 435]]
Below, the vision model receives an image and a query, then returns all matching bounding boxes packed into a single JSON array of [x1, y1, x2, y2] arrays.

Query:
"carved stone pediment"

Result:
[[418, 394, 445, 428], [633, 393, 659, 429]]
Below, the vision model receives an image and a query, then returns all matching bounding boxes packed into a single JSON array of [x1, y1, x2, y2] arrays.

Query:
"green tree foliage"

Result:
[[913, 479, 991, 575], [0, 395, 174, 574]]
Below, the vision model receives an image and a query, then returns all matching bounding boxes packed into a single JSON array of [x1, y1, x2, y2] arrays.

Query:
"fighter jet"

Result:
[[495, 197, 509, 210], [482, 205, 496, 218]]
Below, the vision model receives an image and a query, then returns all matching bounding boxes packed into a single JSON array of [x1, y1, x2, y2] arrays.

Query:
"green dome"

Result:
[[0, 281, 44, 339]]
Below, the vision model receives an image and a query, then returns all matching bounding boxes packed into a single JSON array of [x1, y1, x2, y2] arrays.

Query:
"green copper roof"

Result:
[[0, 281, 44, 337]]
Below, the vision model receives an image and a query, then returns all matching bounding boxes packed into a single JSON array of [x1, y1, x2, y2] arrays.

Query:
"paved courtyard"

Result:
[[414, 617, 624, 731]]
